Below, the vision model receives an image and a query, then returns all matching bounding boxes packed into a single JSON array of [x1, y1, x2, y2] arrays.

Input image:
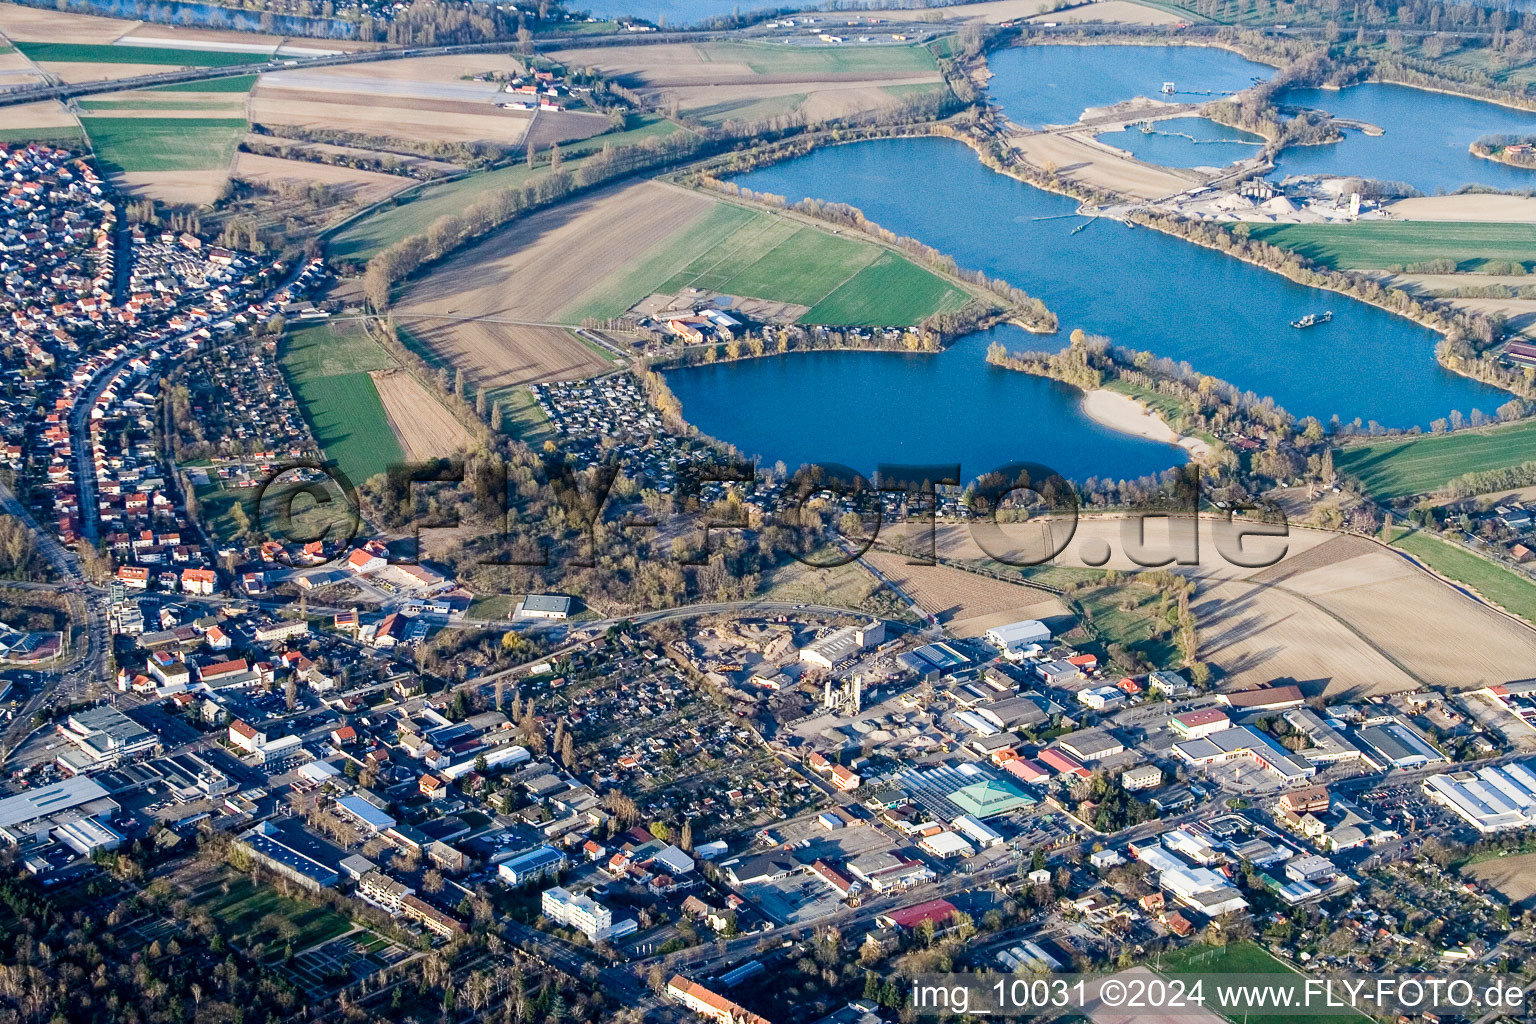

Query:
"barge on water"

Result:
[[1291, 310, 1333, 329]]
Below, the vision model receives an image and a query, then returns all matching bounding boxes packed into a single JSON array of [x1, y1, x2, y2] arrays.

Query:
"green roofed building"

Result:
[[950, 778, 1033, 819]]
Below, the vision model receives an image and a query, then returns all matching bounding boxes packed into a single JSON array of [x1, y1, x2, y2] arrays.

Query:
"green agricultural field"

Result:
[[1392, 529, 1536, 624], [1335, 419, 1536, 499], [882, 81, 946, 99], [0, 126, 84, 145], [1246, 221, 1536, 272], [695, 41, 937, 76], [803, 252, 971, 325], [565, 202, 969, 326], [78, 97, 245, 111], [152, 73, 258, 92], [327, 114, 682, 260], [280, 320, 403, 484], [16, 42, 270, 66], [685, 92, 809, 126], [82, 116, 246, 172]]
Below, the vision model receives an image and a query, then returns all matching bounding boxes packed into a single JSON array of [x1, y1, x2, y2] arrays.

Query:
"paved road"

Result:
[[0, 479, 81, 581], [620, 801, 1218, 986]]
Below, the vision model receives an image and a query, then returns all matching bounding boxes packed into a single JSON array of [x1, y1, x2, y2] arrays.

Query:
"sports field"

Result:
[[82, 116, 246, 172], [1335, 419, 1536, 499], [16, 41, 269, 66], [1156, 940, 1367, 1024], [1391, 529, 1536, 624], [1246, 221, 1536, 272], [280, 320, 404, 484], [565, 202, 970, 325], [327, 113, 680, 260]]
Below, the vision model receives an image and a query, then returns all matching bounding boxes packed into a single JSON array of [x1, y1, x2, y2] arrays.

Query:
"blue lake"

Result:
[[987, 44, 1274, 127], [669, 322, 1188, 483], [1095, 116, 1265, 168], [1275, 83, 1536, 192], [666, 137, 1507, 477]]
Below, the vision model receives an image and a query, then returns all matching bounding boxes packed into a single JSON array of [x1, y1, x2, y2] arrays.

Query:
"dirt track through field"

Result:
[[370, 369, 475, 462]]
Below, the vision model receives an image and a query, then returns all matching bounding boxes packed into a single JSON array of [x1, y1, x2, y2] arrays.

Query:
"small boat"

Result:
[[1291, 310, 1333, 329]]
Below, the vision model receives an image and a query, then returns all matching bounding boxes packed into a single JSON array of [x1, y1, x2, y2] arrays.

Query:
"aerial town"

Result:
[[5, 0, 1536, 1021]]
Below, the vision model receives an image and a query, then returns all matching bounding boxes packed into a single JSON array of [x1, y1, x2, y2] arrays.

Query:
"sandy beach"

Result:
[[1081, 388, 1212, 458]]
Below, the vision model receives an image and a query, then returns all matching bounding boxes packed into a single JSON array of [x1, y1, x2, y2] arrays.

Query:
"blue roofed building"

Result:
[[236, 819, 345, 890], [335, 794, 397, 833], [497, 844, 568, 886]]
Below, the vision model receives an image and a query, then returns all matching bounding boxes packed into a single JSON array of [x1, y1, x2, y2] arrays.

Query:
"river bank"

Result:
[[1080, 388, 1212, 459]]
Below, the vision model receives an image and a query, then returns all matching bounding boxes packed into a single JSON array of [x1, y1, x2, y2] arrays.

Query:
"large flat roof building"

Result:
[[1173, 725, 1316, 783], [58, 705, 156, 766], [983, 619, 1051, 653], [236, 819, 345, 890], [1424, 761, 1536, 833], [1357, 721, 1445, 769], [335, 794, 396, 833], [800, 621, 884, 671], [0, 777, 119, 846]]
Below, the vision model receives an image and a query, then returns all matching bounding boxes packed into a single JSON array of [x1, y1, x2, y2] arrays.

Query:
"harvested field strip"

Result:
[[1335, 419, 1536, 499], [862, 549, 1071, 637], [1463, 852, 1536, 905], [686, 92, 809, 126], [369, 368, 475, 462], [17, 41, 269, 65], [694, 41, 938, 76], [1229, 532, 1536, 689], [1246, 220, 1536, 272], [280, 320, 403, 484], [1392, 529, 1536, 625], [326, 113, 681, 260], [83, 116, 246, 172]]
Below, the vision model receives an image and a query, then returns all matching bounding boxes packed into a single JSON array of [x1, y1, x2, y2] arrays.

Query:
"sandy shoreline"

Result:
[[1080, 388, 1211, 458]]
